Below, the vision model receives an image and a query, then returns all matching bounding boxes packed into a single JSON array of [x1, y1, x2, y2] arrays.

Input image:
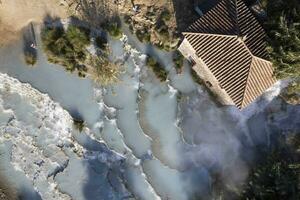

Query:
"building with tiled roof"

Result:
[[178, 0, 276, 109]]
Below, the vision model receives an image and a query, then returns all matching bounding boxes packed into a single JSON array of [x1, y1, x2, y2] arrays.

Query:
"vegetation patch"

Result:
[[73, 118, 85, 132], [95, 36, 108, 50], [262, 0, 300, 79], [146, 56, 168, 82], [155, 21, 169, 40], [41, 24, 119, 84], [136, 29, 151, 43], [153, 20, 177, 51], [41, 26, 89, 75], [240, 133, 300, 200], [87, 54, 119, 84], [261, 0, 300, 103], [24, 51, 37, 66], [123, 14, 131, 25], [173, 50, 184, 73], [208, 132, 300, 200], [281, 79, 300, 104], [121, 4, 179, 52], [105, 23, 123, 39], [160, 9, 171, 22]]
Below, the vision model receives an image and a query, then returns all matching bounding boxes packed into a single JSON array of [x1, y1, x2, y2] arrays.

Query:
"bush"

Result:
[[24, 51, 37, 66], [286, 80, 300, 95], [105, 23, 123, 39], [155, 22, 169, 40], [160, 9, 171, 22], [42, 25, 120, 85], [41, 26, 90, 76], [263, 0, 300, 79], [281, 79, 300, 104], [73, 118, 85, 132], [240, 133, 300, 200], [153, 20, 177, 51], [65, 26, 90, 50], [146, 56, 168, 82], [41, 27, 65, 53], [173, 50, 184, 73], [128, 24, 134, 33], [95, 36, 108, 50], [136, 29, 151, 43], [88, 55, 120, 85]]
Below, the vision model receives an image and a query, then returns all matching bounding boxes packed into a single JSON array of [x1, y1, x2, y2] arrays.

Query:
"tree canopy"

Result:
[[262, 0, 300, 79]]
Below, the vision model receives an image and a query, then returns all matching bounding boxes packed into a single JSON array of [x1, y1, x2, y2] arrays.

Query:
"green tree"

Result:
[[263, 0, 300, 79], [65, 26, 90, 50], [240, 133, 300, 200]]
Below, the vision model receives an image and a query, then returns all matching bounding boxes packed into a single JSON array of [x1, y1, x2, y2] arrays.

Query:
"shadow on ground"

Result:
[[171, 0, 219, 32], [74, 0, 119, 28], [22, 23, 38, 66]]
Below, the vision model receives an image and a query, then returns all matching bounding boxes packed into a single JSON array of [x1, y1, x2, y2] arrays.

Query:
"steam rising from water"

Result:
[[0, 23, 298, 200]]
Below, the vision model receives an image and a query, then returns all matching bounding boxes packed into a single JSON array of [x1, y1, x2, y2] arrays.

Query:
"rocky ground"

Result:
[[62, 0, 202, 51], [118, 0, 180, 50], [116, 0, 204, 50]]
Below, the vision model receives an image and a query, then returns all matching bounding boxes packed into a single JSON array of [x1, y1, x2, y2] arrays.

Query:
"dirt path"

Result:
[[0, 0, 68, 44]]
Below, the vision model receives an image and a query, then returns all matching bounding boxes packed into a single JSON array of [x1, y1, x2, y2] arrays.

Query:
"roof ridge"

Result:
[[180, 0, 274, 109], [234, 0, 240, 35], [182, 32, 237, 38], [240, 56, 255, 108], [240, 56, 276, 108], [186, 0, 231, 34], [227, 0, 247, 35]]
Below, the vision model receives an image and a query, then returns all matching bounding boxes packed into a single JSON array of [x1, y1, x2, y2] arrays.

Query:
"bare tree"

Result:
[[71, 0, 118, 27]]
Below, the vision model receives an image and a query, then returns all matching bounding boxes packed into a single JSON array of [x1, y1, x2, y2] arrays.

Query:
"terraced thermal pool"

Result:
[[0, 24, 299, 200]]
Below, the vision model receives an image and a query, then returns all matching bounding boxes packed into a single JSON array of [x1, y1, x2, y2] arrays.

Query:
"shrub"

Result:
[[286, 80, 300, 95], [160, 9, 171, 22], [41, 24, 120, 85], [136, 29, 151, 43], [73, 118, 85, 132], [128, 24, 134, 33], [88, 55, 120, 85], [24, 51, 37, 66], [95, 36, 108, 50], [146, 9, 156, 19], [146, 56, 168, 82], [65, 26, 90, 50], [105, 23, 123, 39], [41, 26, 90, 75], [41, 27, 65, 54], [173, 50, 184, 72], [281, 79, 300, 104], [240, 133, 300, 200], [155, 23, 169, 40]]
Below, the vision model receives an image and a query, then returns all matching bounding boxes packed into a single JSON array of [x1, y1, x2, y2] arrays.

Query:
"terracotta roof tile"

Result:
[[183, 32, 253, 108], [180, 0, 276, 109], [187, 0, 267, 58], [241, 57, 276, 108]]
